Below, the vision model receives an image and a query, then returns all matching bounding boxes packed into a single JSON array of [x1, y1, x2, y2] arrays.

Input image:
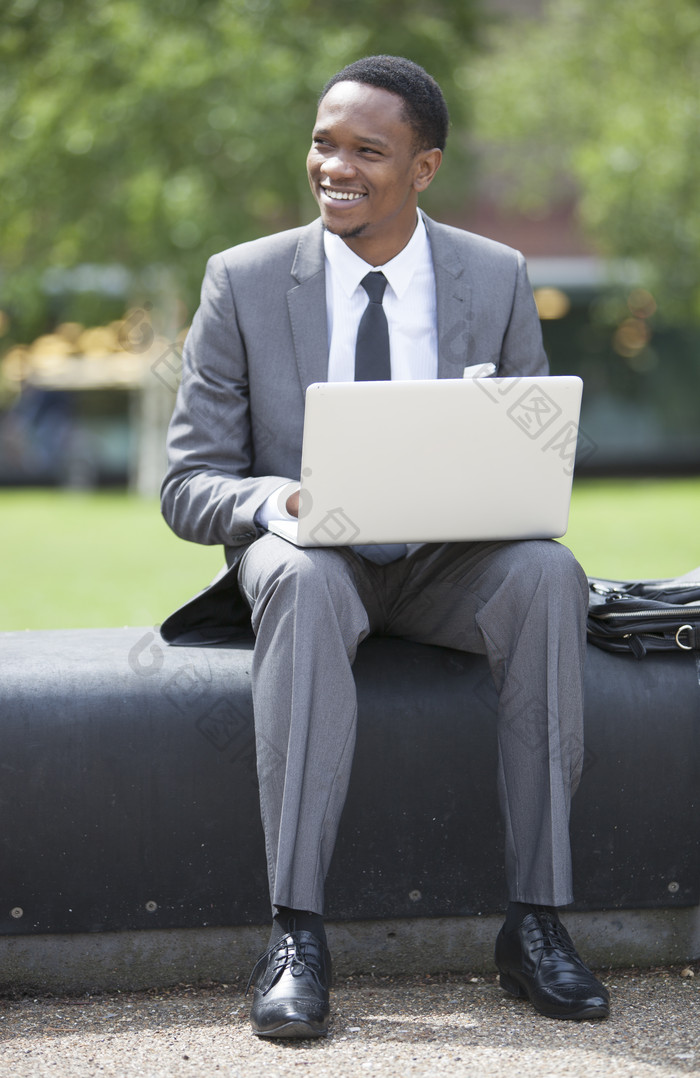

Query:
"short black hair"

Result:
[[320, 55, 449, 152]]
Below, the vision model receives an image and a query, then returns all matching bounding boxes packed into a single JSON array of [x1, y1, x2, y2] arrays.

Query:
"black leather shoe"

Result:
[[247, 930, 332, 1038], [495, 907, 610, 1020]]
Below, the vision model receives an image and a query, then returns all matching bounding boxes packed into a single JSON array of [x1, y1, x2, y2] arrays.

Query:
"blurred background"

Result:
[[1, 0, 699, 629]]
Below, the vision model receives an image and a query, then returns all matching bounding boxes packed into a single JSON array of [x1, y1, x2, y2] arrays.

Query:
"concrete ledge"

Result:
[[1, 908, 699, 996], [2, 625, 699, 1000], [3, 627, 700, 937]]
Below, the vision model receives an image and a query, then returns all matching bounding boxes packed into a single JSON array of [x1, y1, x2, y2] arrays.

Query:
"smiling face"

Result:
[[306, 81, 442, 265]]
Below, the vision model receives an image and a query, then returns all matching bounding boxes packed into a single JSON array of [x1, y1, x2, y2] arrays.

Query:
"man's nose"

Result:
[[321, 153, 356, 180]]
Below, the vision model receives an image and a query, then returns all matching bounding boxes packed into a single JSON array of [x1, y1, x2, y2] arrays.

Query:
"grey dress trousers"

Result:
[[237, 533, 587, 915]]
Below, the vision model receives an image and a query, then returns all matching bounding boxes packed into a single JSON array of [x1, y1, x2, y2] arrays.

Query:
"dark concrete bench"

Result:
[[2, 626, 699, 941]]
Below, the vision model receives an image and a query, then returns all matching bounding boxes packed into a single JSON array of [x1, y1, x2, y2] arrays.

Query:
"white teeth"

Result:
[[322, 188, 364, 201]]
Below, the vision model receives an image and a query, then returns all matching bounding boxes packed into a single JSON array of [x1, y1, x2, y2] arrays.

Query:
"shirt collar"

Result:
[[323, 212, 431, 300]]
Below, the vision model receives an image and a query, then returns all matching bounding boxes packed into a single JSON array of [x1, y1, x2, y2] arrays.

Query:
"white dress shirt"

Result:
[[257, 213, 438, 528], [324, 213, 437, 382]]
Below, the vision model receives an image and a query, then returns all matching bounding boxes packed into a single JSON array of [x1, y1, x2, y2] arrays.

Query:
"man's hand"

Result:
[[286, 489, 300, 518]]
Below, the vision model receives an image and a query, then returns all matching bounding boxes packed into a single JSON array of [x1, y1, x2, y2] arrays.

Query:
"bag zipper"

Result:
[[592, 606, 700, 620]]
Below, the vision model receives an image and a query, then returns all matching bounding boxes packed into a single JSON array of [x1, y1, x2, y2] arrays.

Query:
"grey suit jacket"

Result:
[[160, 213, 548, 643]]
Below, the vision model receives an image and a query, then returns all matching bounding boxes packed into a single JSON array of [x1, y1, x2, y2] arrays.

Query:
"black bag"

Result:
[[587, 571, 700, 658]]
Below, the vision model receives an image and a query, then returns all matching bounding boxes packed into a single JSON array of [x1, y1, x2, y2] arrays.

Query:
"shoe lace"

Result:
[[246, 933, 325, 996], [525, 907, 579, 960]]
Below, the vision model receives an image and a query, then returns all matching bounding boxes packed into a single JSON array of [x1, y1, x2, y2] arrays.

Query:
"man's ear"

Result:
[[413, 148, 442, 193]]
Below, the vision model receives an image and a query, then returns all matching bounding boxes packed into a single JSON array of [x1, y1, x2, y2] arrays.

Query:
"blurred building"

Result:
[[0, 315, 181, 493]]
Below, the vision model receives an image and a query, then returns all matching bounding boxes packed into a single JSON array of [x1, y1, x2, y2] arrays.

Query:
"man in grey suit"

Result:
[[161, 55, 609, 1037]]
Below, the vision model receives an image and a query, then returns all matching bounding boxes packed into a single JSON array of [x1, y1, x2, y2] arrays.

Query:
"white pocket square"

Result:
[[463, 362, 497, 378]]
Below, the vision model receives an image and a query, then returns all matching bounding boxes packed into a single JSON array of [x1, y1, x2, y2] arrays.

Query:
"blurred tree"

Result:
[[468, 0, 700, 318], [0, 0, 479, 338]]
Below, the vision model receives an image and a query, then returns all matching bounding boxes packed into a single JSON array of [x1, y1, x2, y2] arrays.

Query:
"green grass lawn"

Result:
[[564, 477, 700, 580], [0, 489, 223, 631], [1, 479, 698, 631]]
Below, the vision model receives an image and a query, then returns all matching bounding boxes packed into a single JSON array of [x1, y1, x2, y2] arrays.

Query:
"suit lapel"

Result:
[[287, 220, 329, 391], [423, 215, 474, 379]]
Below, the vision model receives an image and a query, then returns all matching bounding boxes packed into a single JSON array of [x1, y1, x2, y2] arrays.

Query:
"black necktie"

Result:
[[355, 271, 390, 381]]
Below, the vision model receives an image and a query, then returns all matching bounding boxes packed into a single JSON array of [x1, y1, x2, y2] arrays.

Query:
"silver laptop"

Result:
[[267, 375, 583, 547]]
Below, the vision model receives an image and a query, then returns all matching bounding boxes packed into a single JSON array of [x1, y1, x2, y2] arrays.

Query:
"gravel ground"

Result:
[[1, 966, 698, 1078]]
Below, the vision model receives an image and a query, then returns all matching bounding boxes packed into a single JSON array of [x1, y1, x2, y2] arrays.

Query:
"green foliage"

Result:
[[0, 0, 479, 338], [469, 0, 700, 318]]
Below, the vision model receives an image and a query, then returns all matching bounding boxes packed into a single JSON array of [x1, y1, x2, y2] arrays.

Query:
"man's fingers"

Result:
[[286, 489, 300, 518]]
